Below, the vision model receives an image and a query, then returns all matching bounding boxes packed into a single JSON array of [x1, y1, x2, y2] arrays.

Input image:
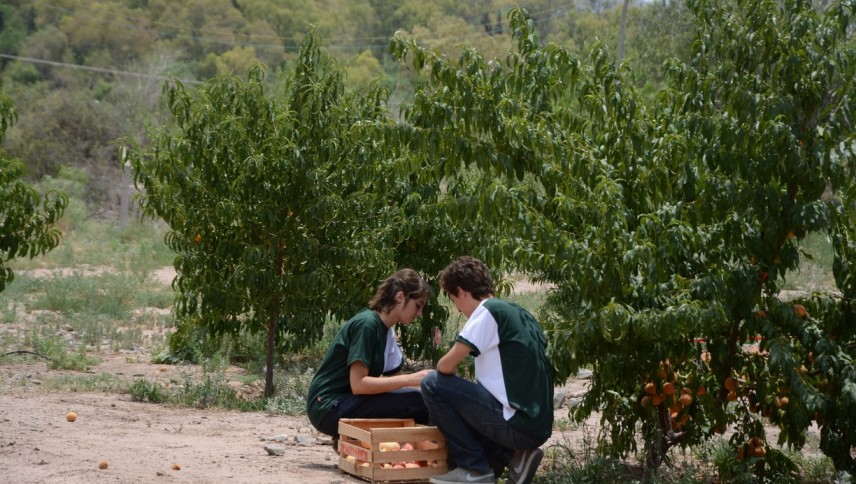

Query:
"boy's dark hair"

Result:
[[369, 268, 431, 313], [439, 256, 495, 300]]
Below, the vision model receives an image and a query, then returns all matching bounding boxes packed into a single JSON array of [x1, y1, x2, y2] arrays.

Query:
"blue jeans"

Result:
[[421, 371, 546, 475]]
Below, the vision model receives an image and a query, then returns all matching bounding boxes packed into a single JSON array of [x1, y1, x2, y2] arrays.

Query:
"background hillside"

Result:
[[0, 0, 690, 218]]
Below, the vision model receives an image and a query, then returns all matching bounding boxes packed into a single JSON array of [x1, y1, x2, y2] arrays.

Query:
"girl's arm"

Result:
[[349, 361, 431, 395]]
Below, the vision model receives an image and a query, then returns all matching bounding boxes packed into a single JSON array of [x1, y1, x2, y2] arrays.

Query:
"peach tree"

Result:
[[390, 1, 855, 478], [0, 92, 67, 293], [129, 33, 460, 396]]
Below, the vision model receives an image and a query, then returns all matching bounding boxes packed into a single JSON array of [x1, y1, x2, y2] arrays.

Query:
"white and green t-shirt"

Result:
[[457, 298, 553, 440]]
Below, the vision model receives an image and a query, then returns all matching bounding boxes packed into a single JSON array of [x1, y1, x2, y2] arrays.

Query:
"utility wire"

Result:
[[0, 53, 202, 86], [1, 2, 579, 85]]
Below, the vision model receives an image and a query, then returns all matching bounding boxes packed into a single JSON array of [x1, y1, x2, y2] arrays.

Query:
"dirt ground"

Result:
[[0, 354, 592, 484], [0, 267, 592, 483]]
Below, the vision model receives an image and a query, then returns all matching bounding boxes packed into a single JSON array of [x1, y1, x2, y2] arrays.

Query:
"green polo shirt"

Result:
[[306, 309, 388, 428]]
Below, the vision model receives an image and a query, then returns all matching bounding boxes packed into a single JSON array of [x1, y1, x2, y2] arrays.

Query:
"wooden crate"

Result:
[[338, 418, 448, 483]]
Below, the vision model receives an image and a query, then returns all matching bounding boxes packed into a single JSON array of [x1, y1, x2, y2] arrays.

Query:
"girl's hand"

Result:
[[408, 369, 433, 387]]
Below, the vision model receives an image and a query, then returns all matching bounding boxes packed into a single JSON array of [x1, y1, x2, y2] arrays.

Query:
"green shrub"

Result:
[[23, 330, 96, 370], [129, 378, 167, 403]]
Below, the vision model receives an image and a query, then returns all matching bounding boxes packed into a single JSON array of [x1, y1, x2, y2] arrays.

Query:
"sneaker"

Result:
[[507, 448, 543, 484], [429, 467, 496, 484]]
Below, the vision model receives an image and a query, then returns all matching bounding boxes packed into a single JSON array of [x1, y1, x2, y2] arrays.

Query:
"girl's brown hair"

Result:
[[369, 269, 431, 313]]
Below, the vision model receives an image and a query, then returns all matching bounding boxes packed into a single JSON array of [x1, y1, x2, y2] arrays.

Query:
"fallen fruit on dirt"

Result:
[[98, 460, 108, 469], [66, 411, 77, 422]]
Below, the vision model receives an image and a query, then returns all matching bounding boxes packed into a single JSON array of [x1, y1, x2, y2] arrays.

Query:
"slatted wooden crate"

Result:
[[338, 418, 448, 483]]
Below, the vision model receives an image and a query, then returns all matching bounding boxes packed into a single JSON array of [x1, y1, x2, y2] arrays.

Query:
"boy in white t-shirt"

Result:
[[423, 257, 553, 484]]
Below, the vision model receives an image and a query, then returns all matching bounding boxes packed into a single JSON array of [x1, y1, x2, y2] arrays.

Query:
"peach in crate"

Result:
[[337, 418, 448, 483]]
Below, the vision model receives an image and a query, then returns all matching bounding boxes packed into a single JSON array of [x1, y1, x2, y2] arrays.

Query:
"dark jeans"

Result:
[[316, 388, 429, 437], [421, 371, 546, 475]]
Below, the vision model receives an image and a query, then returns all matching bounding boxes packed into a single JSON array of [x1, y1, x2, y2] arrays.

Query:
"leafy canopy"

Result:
[[390, 1, 856, 475]]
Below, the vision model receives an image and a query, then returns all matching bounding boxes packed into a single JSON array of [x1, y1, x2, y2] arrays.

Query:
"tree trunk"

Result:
[[264, 240, 284, 397], [264, 312, 277, 397]]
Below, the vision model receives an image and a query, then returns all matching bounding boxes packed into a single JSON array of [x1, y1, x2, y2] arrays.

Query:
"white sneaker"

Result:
[[429, 466, 496, 483], [507, 448, 543, 484]]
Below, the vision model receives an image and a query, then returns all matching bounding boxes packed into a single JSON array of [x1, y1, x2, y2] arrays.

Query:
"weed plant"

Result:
[[24, 330, 99, 371], [266, 360, 318, 416], [539, 431, 640, 483], [41, 372, 125, 393], [129, 378, 168, 403], [0, 301, 18, 325], [0, 274, 39, 316], [128, 372, 265, 412], [30, 272, 172, 317]]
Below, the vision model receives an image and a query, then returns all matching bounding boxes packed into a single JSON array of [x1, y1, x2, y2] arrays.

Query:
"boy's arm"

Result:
[[436, 341, 472, 375]]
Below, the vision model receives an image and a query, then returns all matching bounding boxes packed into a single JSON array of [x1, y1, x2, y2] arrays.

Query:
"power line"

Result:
[[0, 53, 202, 86], [0, 2, 579, 85]]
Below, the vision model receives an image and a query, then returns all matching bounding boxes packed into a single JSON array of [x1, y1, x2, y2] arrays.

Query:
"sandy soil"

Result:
[[2, 266, 828, 482], [0, 267, 589, 483], [0, 354, 591, 484]]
